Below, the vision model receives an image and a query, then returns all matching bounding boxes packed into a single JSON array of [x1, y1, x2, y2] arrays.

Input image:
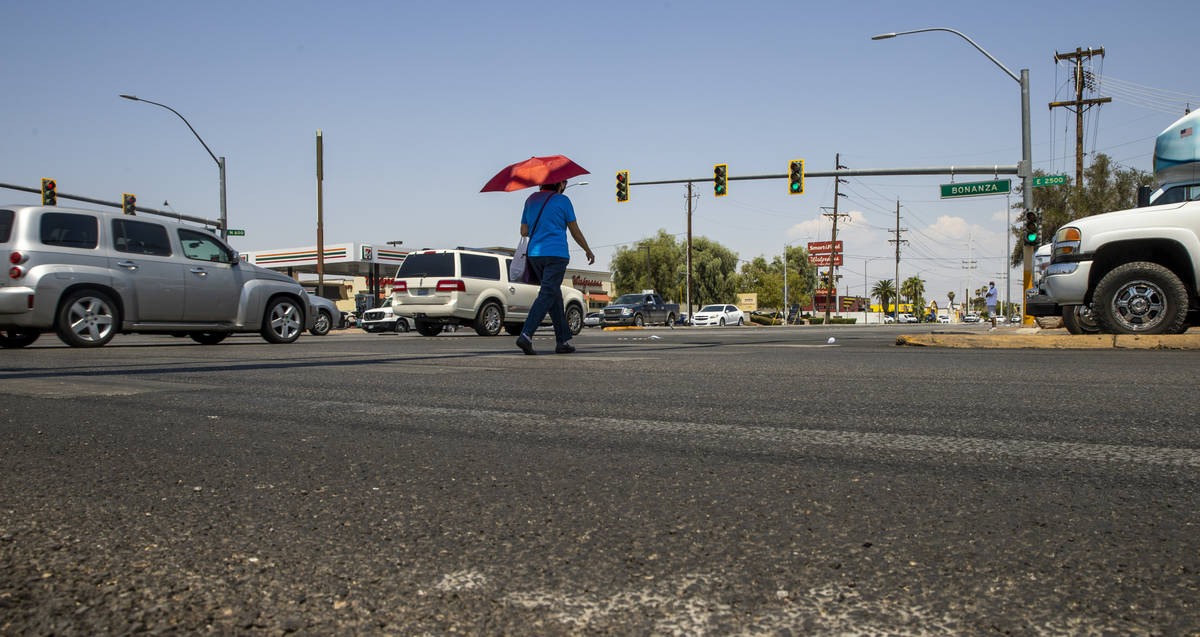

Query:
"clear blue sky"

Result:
[[4, 0, 1197, 307]]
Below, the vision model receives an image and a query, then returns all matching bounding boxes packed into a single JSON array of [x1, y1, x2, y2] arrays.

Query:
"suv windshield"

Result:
[[397, 252, 454, 278]]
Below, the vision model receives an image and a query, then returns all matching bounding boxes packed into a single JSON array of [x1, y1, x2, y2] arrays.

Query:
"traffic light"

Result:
[[122, 193, 137, 216], [713, 164, 727, 197], [788, 160, 804, 195], [41, 178, 56, 206], [1022, 210, 1040, 246], [616, 171, 629, 203]]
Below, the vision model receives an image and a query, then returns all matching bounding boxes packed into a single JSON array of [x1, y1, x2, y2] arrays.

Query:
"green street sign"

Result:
[[226, 229, 246, 236], [1033, 175, 1067, 187], [940, 179, 1011, 199]]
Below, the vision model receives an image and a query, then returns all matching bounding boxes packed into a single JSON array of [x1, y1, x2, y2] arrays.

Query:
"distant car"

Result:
[[963, 313, 981, 323], [691, 304, 744, 327], [898, 313, 919, 324], [360, 298, 409, 333], [883, 315, 896, 324], [305, 291, 342, 336], [584, 311, 602, 327], [938, 316, 951, 324]]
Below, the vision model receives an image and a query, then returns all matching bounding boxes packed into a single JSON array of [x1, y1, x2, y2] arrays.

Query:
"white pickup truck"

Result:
[[1028, 110, 1200, 335]]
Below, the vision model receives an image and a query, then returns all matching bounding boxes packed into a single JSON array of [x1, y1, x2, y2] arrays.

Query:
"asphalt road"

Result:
[[2, 325, 1197, 635]]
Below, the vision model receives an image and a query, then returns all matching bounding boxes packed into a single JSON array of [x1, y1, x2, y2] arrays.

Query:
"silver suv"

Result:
[[390, 248, 585, 337], [0, 205, 313, 348]]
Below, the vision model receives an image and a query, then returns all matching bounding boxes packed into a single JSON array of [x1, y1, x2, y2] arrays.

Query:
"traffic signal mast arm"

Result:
[[623, 164, 1019, 187]]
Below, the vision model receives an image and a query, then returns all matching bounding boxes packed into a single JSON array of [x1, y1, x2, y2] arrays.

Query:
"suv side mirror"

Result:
[[1136, 185, 1152, 208]]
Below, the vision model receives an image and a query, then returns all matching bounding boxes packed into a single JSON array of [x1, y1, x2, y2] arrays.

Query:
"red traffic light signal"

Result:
[[41, 178, 56, 206], [616, 171, 629, 203], [123, 193, 137, 216]]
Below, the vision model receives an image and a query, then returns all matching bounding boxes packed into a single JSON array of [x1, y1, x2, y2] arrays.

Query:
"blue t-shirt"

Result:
[[521, 191, 575, 258]]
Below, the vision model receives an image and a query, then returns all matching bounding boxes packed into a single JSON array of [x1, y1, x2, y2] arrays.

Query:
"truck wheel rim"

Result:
[[484, 306, 501, 333], [1110, 279, 1165, 331], [67, 296, 115, 343]]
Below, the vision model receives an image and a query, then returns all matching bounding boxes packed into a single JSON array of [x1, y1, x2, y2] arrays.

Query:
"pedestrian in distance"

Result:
[[985, 281, 999, 328], [515, 180, 595, 355]]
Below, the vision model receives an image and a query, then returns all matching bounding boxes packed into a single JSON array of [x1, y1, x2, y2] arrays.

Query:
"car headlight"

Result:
[[621, 308, 633, 315], [1053, 226, 1081, 259]]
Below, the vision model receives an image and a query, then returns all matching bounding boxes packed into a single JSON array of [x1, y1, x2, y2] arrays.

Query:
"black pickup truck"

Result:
[[602, 292, 680, 327]]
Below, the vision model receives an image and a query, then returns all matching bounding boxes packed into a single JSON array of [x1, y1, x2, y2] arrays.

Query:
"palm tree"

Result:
[[947, 290, 956, 307], [871, 279, 895, 312], [901, 276, 926, 316]]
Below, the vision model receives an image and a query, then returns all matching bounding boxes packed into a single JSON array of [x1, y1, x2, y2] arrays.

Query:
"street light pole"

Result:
[[871, 28, 1033, 323], [120, 94, 228, 240]]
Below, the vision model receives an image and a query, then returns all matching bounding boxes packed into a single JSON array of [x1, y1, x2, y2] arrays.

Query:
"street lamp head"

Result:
[[871, 33, 897, 40], [119, 94, 139, 101]]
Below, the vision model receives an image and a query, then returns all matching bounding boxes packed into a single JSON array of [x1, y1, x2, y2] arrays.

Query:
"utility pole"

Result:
[[1048, 47, 1110, 188], [888, 200, 907, 323], [823, 153, 849, 324], [962, 230, 978, 316], [685, 182, 694, 322], [316, 130, 324, 296]]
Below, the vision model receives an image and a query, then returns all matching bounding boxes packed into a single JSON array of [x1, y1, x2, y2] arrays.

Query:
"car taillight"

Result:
[[9, 266, 22, 279], [9, 251, 22, 264], [393, 281, 407, 292], [436, 279, 466, 292]]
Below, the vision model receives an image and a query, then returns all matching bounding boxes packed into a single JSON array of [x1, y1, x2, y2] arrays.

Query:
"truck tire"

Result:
[[566, 304, 583, 336], [474, 301, 503, 336], [415, 320, 443, 337], [633, 313, 644, 327], [665, 312, 676, 326], [1093, 262, 1189, 335], [1061, 304, 1099, 335]]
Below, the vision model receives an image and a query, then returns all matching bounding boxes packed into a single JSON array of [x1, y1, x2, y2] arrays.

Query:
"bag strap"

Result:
[[527, 192, 554, 237]]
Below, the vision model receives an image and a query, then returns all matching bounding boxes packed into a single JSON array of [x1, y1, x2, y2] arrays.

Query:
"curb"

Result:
[[896, 332, 1200, 350]]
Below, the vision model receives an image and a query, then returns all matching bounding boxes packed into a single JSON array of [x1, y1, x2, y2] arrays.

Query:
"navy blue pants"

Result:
[[520, 256, 570, 345]]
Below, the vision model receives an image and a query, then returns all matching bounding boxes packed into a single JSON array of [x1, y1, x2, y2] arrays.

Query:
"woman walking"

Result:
[[515, 181, 594, 355]]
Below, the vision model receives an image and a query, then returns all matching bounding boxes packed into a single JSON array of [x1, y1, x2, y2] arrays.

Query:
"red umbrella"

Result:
[[480, 155, 590, 192]]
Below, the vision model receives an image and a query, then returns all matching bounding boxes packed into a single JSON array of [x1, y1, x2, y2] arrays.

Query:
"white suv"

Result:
[[0, 205, 313, 348], [389, 248, 585, 337]]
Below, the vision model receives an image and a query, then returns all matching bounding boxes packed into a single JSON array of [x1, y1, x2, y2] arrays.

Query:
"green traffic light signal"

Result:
[[1022, 210, 1040, 246], [788, 159, 804, 195], [714, 164, 727, 197]]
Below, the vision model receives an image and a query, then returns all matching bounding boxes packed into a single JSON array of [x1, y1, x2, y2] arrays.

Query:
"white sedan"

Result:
[[691, 304, 744, 326]]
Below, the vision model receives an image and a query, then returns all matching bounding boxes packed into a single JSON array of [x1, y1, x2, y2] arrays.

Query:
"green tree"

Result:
[[1010, 153, 1154, 265], [871, 279, 896, 312], [611, 230, 684, 298], [690, 237, 740, 308], [735, 247, 817, 311], [946, 290, 956, 309], [901, 275, 926, 315]]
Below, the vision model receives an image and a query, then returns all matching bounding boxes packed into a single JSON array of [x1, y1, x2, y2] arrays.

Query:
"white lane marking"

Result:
[[349, 403, 1200, 469]]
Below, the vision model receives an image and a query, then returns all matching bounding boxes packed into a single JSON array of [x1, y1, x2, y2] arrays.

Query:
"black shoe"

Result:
[[516, 335, 537, 355], [555, 343, 576, 354]]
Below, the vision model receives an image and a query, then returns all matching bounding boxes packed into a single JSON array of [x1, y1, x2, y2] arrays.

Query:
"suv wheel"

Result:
[[1093, 262, 1189, 334], [415, 320, 444, 337], [474, 301, 503, 336], [310, 310, 332, 336], [1061, 304, 1099, 335], [190, 332, 229, 345], [56, 289, 119, 348], [566, 304, 583, 336], [395, 318, 410, 333], [0, 330, 40, 349], [261, 297, 304, 344]]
